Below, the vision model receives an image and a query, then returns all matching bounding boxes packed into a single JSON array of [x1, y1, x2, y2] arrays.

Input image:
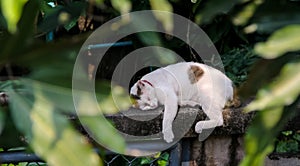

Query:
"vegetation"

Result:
[[0, 0, 299, 166], [275, 131, 300, 153]]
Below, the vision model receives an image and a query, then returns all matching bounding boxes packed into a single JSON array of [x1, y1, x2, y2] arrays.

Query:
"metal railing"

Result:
[[0, 141, 183, 166]]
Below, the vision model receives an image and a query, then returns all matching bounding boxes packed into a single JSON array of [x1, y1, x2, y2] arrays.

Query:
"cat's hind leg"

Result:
[[194, 108, 223, 133]]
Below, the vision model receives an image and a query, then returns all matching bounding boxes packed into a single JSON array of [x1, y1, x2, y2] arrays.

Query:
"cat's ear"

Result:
[[137, 80, 145, 96], [137, 80, 145, 88]]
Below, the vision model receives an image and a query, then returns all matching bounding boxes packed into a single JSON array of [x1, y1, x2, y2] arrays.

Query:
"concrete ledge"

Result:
[[105, 104, 255, 138], [106, 100, 300, 138], [104, 102, 299, 159]]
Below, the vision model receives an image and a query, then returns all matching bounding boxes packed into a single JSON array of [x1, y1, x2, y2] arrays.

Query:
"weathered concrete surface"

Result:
[[204, 136, 231, 166], [106, 105, 254, 137], [189, 136, 243, 166], [104, 103, 300, 165], [265, 157, 300, 166], [189, 136, 300, 166]]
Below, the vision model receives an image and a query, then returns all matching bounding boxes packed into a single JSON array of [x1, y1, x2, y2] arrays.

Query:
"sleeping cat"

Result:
[[130, 62, 237, 143]]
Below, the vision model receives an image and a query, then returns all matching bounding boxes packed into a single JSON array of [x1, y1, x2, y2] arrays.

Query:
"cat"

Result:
[[130, 62, 237, 143]]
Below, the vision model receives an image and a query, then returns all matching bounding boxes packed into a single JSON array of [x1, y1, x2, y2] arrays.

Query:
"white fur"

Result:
[[130, 62, 233, 143]]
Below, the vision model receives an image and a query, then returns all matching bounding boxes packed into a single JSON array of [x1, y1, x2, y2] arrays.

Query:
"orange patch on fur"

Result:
[[188, 65, 204, 84]]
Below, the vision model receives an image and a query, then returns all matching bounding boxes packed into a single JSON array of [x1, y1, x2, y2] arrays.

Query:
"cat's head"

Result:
[[130, 80, 158, 110]]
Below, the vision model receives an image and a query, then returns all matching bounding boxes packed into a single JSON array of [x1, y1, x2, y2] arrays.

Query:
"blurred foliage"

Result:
[[0, 0, 130, 165], [275, 130, 300, 153], [138, 152, 169, 166], [111, 0, 131, 15], [245, 61, 300, 112], [222, 46, 257, 86], [194, 0, 241, 25], [254, 25, 300, 59], [149, 0, 173, 33], [9, 87, 101, 166], [0, 0, 300, 165], [240, 26, 300, 166], [0, 0, 29, 33]]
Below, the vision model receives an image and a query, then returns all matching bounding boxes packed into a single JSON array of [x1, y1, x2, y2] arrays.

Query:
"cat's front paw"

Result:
[[163, 130, 174, 143], [141, 106, 153, 110], [195, 122, 203, 133]]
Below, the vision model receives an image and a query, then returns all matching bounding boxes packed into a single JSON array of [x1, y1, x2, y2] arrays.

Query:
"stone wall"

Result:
[[107, 105, 300, 166]]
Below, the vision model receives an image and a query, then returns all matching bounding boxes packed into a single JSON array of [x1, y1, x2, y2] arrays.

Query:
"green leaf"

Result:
[[1, 0, 28, 33], [240, 108, 281, 166], [11, 33, 87, 69], [22, 79, 76, 114], [111, 0, 132, 14], [64, 17, 77, 31], [244, 1, 300, 34], [157, 160, 168, 166], [149, 0, 173, 33], [293, 133, 300, 141], [38, 1, 87, 32], [245, 62, 300, 112], [160, 152, 169, 161], [195, 0, 241, 24], [0, 107, 6, 135], [240, 97, 300, 166], [38, 5, 64, 32], [140, 157, 152, 164], [238, 56, 295, 98], [0, 0, 40, 60], [260, 108, 283, 130], [0, 80, 21, 90], [98, 84, 131, 114], [80, 116, 126, 154], [0, 113, 25, 149], [282, 130, 293, 136], [137, 32, 162, 46], [233, 0, 262, 26], [276, 140, 299, 153], [79, 81, 131, 115], [154, 152, 161, 158], [255, 25, 300, 59], [12, 67, 129, 155], [94, 0, 105, 6], [18, 78, 130, 115], [8, 88, 102, 166], [155, 47, 178, 64], [66, 1, 87, 18]]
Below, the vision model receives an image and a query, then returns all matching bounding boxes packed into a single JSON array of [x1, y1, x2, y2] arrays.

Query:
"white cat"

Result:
[[130, 62, 237, 143]]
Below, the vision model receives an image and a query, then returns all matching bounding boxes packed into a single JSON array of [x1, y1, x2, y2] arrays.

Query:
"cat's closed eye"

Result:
[[130, 94, 140, 100]]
